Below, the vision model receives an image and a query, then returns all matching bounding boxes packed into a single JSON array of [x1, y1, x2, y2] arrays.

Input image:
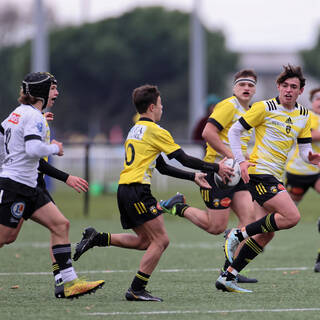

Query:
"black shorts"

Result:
[[285, 172, 320, 196], [117, 184, 163, 229], [0, 178, 51, 228], [200, 171, 248, 210], [247, 174, 286, 206], [37, 173, 54, 203]]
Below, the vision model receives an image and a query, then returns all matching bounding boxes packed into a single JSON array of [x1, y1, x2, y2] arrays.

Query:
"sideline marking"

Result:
[[83, 308, 320, 316], [0, 266, 310, 276]]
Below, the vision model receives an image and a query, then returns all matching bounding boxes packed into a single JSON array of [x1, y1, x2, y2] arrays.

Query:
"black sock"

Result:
[[130, 271, 150, 291], [223, 259, 231, 272], [316, 250, 320, 263], [93, 232, 111, 247], [245, 213, 279, 237], [232, 237, 263, 272], [52, 262, 63, 285], [175, 203, 189, 217], [52, 244, 73, 271]]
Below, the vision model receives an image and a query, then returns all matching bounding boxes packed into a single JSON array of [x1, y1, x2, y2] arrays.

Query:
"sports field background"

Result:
[[1, 187, 320, 320]]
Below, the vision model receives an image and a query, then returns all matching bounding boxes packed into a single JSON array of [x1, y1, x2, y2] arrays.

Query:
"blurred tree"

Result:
[[0, 6, 238, 140], [301, 31, 320, 79]]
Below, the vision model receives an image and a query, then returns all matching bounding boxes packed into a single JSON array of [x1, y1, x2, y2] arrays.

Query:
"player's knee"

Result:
[[286, 212, 300, 228], [158, 234, 170, 251], [52, 217, 70, 235], [207, 225, 225, 235]]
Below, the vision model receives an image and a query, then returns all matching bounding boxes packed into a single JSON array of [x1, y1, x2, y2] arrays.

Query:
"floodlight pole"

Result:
[[32, 0, 49, 72], [189, 0, 207, 139]]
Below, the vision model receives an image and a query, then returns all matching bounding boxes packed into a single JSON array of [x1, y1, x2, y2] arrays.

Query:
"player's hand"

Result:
[[240, 160, 255, 184], [51, 139, 64, 156], [66, 175, 89, 193], [218, 157, 234, 184], [44, 112, 54, 121], [308, 151, 320, 167], [194, 172, 211, 189]]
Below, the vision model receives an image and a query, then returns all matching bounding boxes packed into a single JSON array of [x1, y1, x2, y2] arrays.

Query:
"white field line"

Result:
[[0, 266, 311, 276], [83, 308, 320, 316]]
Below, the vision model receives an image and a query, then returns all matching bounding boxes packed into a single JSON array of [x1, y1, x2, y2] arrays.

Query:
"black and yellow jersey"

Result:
[[286, 110, 320, 175], [240, 97, 312, 181], [119, 118, 181, 185], [204, 96, 252, 163]]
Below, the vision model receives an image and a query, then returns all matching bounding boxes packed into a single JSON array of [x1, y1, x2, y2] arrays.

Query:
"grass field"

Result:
[[1, 187, 320, 320]]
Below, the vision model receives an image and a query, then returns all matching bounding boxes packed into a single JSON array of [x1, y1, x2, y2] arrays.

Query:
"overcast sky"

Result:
[[3, 0, 320, 51]]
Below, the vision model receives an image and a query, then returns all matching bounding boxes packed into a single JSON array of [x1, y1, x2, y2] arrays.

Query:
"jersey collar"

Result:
[[275, 96, 298, 108], [139, 117, 154, 122]]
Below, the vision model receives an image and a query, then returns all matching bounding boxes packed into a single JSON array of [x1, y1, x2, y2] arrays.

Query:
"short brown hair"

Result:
[[309, 88, 320, 101], [276, 64, 306, 88], [234, 69, 257, 83], [18, 88, 39, 105], [132, 84, 160, 114]]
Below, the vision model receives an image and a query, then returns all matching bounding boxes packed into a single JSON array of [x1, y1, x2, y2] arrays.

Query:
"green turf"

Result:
[[1, 188, 320, 320]]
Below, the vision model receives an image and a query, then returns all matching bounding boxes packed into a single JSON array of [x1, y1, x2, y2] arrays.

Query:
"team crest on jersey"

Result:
[[285, 117, 292, 134], [277, 184, 286, 191], [270, 186, 278, 194], [11, 202, 25, 219], [213, 198, 220, 208], [220, 197, 231, 207], [8, 113, 21, 124], [36, 122, 43, 132], [149, 205, 158, 215]]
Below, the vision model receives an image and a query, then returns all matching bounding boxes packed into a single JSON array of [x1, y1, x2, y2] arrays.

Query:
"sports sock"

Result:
[[245, 213, 279, 237], [231, 237, 263, 272], [52, 244, 77, 283], [175, 203, 189, 217], [130, 271, 150, 291], [52, 262, 63, 285], [222, 259, 231, 272], [316, 249, 320, 263], [93, 232, 111, 247]]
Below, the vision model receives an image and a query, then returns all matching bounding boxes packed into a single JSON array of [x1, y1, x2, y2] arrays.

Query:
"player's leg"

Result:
[[31, 202, 104, 299], [313, 177, 320, 272]]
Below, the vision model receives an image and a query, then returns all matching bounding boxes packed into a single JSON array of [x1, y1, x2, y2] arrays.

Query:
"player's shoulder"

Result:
[[213, 96, 236, 113], [296, 103, 309, 117]]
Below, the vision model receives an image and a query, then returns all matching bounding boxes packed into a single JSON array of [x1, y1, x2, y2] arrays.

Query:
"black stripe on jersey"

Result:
[[297, 137, 312, 144], [207, 118, 223, 131], [239, 117, 252, 130], [299, 106, 309, 116], [24, 134, 42, 142], [0, 125, 4, 134], [266, 100, 277, 111]]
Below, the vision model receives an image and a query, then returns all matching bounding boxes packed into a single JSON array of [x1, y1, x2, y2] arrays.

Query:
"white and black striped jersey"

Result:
[[0, 104, 58, 187]]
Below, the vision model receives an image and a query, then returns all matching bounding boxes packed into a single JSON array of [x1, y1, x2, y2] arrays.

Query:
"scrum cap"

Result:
[[22, 72, 57, 109]]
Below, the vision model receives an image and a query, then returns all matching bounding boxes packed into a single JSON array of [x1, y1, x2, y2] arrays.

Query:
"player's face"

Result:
[[233, 77, 256, 103], [277, 77, 303, 109], [47, 84, 59, 108], [312, 93, 320, 115], [153, 96, 163, 122]]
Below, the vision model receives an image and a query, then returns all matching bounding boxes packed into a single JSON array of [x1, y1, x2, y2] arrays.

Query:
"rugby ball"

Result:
[[214, 158, 241, 188]]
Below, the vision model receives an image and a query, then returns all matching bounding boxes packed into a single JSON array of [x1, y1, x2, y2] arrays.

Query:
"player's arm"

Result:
[[167, 149, 233, 182], [38, 159, 88, 193], [38, 158, 69, 182], [155, 155, 211, 189], [0, 125, 4, 170], [228, 119, 254, 183], [202, 121, 233, 158]]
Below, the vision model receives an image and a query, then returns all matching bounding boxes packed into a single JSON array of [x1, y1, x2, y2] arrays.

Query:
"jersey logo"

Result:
[[127, 124, 146, 141], [266, 100, 277, 111], [8, 113, 21, 125], [36, 122, 43, 133], [285, 117, 293, 124], [11, 202, 25, 219]]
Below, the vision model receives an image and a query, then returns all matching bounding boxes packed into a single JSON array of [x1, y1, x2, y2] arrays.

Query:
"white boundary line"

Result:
[[0, 266, 311, 276], [83, 308, 320, 316]]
